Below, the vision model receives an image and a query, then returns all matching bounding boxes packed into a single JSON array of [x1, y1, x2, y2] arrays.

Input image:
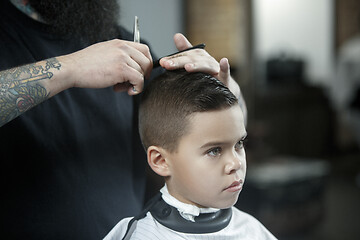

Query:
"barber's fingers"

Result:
[[126, 41, 153, 61], [113, 81, 143, 95], [161, 49, 220, 75], [126, 69, 145, 95], [112, 42, 151, 94], [125, 42, 153, 78], [218, 58, 231, 83], [126, 53, 147, 77], [113, 66, 144, 95], [173, 33, 193, 51]]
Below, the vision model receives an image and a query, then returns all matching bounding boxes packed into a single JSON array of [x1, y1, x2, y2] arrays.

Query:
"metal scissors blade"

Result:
[[133, 16, 140, 43]]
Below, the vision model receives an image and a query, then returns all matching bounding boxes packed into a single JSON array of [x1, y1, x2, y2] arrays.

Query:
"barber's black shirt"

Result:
[[0, 1, 156, 239]]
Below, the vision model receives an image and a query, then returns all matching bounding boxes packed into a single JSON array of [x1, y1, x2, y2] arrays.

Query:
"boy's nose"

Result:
[[225, 153, 242, 174]]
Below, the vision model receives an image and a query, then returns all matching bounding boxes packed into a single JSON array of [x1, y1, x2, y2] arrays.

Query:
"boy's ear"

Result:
[[147, 146, 171, 177]]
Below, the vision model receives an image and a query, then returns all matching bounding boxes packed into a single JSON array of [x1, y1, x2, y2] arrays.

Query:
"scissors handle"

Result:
[[153, 43, 206, 68]]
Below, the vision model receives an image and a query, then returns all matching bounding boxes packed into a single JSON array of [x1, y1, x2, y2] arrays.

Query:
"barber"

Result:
[[0, 0, 244, 239]]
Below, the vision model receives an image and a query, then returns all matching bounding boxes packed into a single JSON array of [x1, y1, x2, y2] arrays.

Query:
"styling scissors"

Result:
[[133, 16, 140, 43]]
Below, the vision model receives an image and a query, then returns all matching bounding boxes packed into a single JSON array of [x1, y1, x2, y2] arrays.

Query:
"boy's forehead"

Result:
[[189, 105, 244, 122], [183, 106, 246, 143]]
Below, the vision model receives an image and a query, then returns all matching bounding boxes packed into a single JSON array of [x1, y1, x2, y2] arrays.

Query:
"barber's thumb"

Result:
[[219, 58, 230, 79], [174, 33, 192, 51]]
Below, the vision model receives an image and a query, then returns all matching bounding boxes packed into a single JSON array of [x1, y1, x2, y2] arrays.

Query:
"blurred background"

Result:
[[119, 0, 360, 239]]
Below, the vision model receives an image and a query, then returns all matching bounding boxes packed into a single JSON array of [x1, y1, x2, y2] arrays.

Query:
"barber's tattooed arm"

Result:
[[0, 58, 61, 127], [0, 39, 154, 127]]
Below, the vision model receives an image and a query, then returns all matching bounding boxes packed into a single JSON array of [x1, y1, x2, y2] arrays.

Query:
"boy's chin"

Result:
[[205, 197, 239, 210]]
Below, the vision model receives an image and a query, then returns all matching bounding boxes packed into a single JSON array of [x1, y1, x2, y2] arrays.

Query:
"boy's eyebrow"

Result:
[[200, 141, 227, 149], [200, 133, 247, 149]]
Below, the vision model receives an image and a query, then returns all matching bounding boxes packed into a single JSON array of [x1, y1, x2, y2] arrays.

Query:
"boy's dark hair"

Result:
[[139, 69, 238, 152]]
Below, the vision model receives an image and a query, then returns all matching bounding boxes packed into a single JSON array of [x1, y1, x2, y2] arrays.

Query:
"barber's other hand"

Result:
[[160, 33, 219, 75], [160, 33, 240, 98], [61, 39, 153, 95]]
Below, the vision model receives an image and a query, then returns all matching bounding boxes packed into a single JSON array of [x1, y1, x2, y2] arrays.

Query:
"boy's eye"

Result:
[[235, 140, 244, 151], [207, 147, 222, 157]]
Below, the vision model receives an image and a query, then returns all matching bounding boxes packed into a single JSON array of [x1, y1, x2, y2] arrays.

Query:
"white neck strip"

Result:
[[160, 185, 219, 222]]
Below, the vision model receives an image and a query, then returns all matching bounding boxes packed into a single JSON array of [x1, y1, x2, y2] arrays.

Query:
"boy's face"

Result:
[[165, 105, 247, 209]]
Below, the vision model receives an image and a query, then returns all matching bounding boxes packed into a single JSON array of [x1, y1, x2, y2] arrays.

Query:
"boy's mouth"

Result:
[[224, 180, 243, 192]]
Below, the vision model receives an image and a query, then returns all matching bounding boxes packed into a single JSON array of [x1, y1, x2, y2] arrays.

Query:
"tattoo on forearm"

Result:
[[0, 58, 61, 126]]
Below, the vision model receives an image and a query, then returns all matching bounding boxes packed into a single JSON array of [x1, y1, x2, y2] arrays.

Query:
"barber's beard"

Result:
[[28, 0, 120, 44]]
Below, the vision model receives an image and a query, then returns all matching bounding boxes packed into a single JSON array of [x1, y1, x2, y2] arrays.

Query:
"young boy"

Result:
[[104, 70, 277, 239]]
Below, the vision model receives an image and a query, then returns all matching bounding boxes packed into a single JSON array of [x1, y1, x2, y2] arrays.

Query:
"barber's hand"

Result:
[[61, 39, 153, 95], [160, 33, 218, 75], [159, 33, 240, 98]]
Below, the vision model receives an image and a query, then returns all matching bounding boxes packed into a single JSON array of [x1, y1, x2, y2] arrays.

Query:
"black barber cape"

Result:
[[0, 1, 161, 239]]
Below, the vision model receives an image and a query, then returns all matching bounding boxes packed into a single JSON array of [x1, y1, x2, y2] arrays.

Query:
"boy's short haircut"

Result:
[[139, 69, 238, 152]]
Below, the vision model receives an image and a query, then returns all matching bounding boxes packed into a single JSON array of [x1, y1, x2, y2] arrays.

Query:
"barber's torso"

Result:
[[0, 1, 151, 239]]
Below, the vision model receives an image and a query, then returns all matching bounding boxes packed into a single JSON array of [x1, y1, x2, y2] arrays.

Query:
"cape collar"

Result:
[[150, 191, 232, 234]]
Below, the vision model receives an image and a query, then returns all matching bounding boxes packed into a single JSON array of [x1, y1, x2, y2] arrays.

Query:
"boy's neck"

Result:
[[160, 185, 219, 222], [10, 0, 44, 22]]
